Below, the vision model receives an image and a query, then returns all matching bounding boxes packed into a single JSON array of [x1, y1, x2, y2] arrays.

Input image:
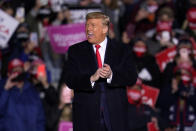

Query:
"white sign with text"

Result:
[[0, 9, 19, 48]]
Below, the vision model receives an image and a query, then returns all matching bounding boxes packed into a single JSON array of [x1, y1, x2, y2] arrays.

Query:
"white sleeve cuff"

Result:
[[91, 81, 95, 88], [107, 72, 113, 84]]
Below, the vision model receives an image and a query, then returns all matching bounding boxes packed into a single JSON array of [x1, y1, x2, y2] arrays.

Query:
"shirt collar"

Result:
[[99, 37, 107, 48], [93, 37, 107, 51]]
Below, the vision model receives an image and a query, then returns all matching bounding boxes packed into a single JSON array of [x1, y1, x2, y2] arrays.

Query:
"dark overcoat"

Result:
[[64, 38, 137, 131]]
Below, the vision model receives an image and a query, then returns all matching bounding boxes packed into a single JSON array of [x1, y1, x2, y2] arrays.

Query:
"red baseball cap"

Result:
[[8, 58, 24, 73]]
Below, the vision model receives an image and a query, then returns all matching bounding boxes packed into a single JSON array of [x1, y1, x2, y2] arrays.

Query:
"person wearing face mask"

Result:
[[0, 58, 45, 131], [151, 6, 178, 54], [157, 38, 196, 130], [8, 22, 40, 67], [127, 79, 165, 131], [158, 66, 196, 131], [1, 22, 31, 78], [161, 38, 196, 87], [182, 0, 196, 41], [132, 37, 161, 88]]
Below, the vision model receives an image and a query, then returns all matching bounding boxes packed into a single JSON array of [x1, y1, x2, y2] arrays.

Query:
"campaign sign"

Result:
[[155, 46, 176, 72], [59, 121, 73, 131], [0, 9, 19, 48], [127, 84, 160, 108], [47, 23, 86, 54], [141, 85, 160, 108]]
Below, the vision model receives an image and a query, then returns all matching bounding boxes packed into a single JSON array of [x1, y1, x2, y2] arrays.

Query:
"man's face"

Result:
[[85, 18, 108, 44], [8, 66, 23, 77]]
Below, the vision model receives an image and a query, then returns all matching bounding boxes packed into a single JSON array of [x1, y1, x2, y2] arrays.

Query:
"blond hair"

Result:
[[86, 12, 110, 27]]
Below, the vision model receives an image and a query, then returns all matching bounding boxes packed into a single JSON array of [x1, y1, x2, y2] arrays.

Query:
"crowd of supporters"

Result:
[[1, 0, 196, 131]]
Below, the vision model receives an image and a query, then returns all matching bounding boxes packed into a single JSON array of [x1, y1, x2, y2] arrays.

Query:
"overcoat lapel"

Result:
[[85, 38, 113, 73], [86, 41, 98, 72], [104, 38, 113, 67]]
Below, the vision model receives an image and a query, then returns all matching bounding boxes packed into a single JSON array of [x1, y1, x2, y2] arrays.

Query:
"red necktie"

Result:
[[95, 44, 102, 68]]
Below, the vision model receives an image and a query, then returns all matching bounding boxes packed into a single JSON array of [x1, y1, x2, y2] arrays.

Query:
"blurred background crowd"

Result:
[[1, 0, 196, 131]]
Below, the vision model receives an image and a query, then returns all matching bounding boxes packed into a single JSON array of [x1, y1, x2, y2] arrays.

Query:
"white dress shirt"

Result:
[[92, 37, 107, 66], [91, 37, 112, 87]]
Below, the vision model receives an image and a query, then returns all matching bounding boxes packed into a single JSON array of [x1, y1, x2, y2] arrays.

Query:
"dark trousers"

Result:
[[100, 83, 112, 131], [100, 112, 109, 131]]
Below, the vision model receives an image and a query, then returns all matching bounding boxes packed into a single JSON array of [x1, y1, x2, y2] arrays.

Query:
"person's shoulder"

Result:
[[68, 40, 89, 51]]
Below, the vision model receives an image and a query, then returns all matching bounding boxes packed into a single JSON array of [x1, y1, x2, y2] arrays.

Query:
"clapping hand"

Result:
[[90, 64, 112, 82], [100, 64, 112, 79]]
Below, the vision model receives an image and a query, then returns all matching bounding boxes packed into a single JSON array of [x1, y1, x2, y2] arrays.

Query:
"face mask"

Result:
[[147, 5, 158, 13], [128, 89, 142, 103], [133, 45, 146, 57], [16, 32, 29, 42], [161, 31, 170, 43], [179, 48, 191, 60]]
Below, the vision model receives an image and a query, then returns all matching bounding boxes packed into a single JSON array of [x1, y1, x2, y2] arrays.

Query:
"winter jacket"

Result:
[[0, 79, 45, 131]]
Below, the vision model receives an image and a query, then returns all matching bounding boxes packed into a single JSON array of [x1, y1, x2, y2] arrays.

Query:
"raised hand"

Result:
[[4, 73, 18, 90], [100, 64, 112, 79]]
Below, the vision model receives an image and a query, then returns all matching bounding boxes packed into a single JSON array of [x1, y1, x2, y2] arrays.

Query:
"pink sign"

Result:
[[59, 121, 73, 131], [47, 23, 86, 54]]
